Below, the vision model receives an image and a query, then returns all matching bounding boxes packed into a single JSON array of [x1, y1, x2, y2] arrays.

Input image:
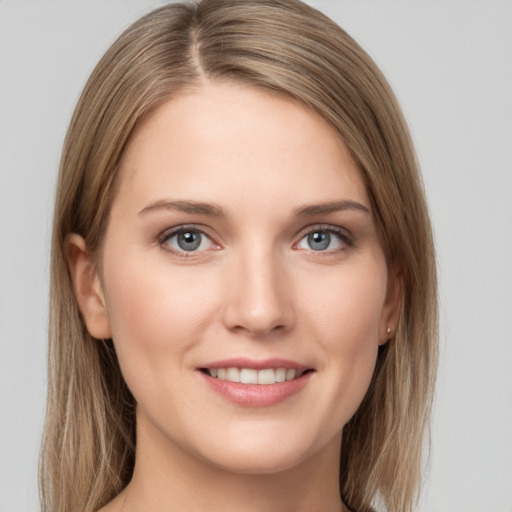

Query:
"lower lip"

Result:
[[199, 371, 312, 407]]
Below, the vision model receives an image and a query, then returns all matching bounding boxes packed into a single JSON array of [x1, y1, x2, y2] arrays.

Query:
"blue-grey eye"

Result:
[[297, 230, 345, 251], [177, 231, 201, 251], [165, 229, 213, 252], [308, 232, 330, 250]]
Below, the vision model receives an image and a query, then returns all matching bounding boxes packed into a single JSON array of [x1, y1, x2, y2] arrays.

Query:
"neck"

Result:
[[115, 413, 348, 512]]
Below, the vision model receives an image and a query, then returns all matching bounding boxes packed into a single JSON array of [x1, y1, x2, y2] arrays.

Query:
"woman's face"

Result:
[[75, 81, 397, 474]]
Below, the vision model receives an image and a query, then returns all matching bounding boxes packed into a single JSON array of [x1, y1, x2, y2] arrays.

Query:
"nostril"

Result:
[[229, 320, 288, 338], [221, 269, 293, 336]]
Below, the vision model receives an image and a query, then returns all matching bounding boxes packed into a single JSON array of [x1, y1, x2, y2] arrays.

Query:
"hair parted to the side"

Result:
[[40, 1, 438, 511]]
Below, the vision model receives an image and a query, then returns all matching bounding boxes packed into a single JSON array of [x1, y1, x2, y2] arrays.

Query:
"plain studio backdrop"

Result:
[[0, 1, 511, 511]]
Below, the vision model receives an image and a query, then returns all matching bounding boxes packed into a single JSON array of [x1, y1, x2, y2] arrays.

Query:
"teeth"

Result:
[[257, 369, 275, 385], [226, 367, 240, 382], [240, 368, 258, 384], [275, 368, 286, 382], [286, 369, 296, 381], [208, 367, 305, 385]]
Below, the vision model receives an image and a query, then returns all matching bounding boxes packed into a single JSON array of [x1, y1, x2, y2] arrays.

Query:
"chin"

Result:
[[204, 447, 310, 476], [191, 424, 339, 476]]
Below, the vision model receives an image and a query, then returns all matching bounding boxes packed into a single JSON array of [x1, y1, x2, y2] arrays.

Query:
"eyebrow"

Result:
[[292, 200, 370, 217], [139, 198, 369, 218], [139, 200, 225, 217]]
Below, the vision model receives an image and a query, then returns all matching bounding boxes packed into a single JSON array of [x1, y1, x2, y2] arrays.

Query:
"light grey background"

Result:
[[1, 1, 511, 510]]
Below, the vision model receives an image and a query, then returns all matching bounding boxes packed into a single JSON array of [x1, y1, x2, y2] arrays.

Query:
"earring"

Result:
[[386, 327, 392, 335]]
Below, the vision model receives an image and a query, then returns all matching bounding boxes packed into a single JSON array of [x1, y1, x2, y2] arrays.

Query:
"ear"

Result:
[[66, 234, 112, 339], [378, 268, 403, 346]]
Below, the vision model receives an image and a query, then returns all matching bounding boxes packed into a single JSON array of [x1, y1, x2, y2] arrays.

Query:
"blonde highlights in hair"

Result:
[[41, 1, 438, 511]]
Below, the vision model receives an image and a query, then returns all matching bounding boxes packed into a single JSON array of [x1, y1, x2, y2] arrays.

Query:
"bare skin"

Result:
[[69, 81, 399, 512], [101, 428, 347, 512]]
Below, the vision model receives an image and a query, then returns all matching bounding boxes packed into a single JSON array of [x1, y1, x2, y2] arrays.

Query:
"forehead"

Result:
[[115, 81, 369, 215]]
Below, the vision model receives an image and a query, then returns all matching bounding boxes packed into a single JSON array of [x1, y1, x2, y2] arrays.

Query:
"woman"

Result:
[[40, 1, 438, 511]]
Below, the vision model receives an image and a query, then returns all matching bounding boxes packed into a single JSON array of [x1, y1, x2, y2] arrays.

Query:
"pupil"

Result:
[[177, 231, 201, 251], [308, 231, 330, 250]]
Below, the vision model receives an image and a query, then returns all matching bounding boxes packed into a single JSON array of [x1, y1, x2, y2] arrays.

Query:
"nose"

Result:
[[222, 246, 294, 338]]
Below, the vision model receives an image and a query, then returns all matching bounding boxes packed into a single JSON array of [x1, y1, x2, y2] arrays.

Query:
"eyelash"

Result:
[[158, 225, 219, 257], [294, 224, 354, 253], [157, 224, 354, 258]]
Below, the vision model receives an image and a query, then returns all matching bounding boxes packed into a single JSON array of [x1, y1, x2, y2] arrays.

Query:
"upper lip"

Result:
[[199, 357, 311, 371]]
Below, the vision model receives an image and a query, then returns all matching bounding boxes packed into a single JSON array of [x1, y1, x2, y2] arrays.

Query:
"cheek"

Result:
[[101, 254, 222, 385], [298, 258, 387, 417], [301, 258, 387, 347], [106, 255, 216, 330]]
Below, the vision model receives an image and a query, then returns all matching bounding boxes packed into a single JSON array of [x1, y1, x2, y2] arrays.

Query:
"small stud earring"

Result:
[[386, 327, 392, 334]]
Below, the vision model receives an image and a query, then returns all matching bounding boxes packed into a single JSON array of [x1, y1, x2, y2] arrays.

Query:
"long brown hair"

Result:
[[40, 1, 438, 511]]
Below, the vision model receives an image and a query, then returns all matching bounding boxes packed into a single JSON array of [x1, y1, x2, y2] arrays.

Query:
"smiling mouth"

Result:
[[201, 367, 312, 385]]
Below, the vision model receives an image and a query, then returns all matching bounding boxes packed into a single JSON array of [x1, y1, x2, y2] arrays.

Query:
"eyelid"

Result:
[[156, 223, 353, 257], [158, 224, 221, 256], [293, 224, 354, 250]]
